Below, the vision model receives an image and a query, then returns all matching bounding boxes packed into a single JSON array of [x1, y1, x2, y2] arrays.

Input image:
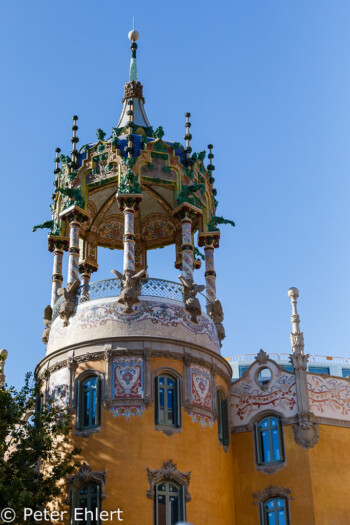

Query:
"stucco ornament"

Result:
[[293, 412, 319, 449], [255, 349, 269, 365], [111, 268, 148, 313], [42, 305, 52, 344], [179, 276, 205, 323], [147, 460, 191, 502], [253, 485, 292, 504], [57, 279, 80, 326], [207, 299, 225, 346], [66, 463, 107, 501]]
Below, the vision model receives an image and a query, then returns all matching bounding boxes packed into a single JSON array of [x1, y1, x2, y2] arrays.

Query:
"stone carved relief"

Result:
[[255, 349, 269, 365], [42, 305, 53, 345], [179, 276, 205, 323], [111, 269, 148, 313], [147, 460, 191, 502], [253, 485, 292, 504], [207, 299, 225, 346], [66, 463, 107, 501], [57, 280, 80, 326], [293, 412, 319, 449]]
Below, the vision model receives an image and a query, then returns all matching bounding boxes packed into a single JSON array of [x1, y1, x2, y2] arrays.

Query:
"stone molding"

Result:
[[293, 412, 319, 449], [255, 349, 269, 365], [253, 485, 292, 504], [66, 463, 107, 501], [146, 460, 191, 502]]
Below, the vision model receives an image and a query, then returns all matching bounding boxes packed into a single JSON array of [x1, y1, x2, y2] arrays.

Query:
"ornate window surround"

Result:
[[253, 486, 292, 525], [217, 387, 230, 449], [66, 462, 107, 504], [151, 367, 183, 436], [147, 460, 191, 502], [74, 369, 104, 437], [253, 411, 286, 475]]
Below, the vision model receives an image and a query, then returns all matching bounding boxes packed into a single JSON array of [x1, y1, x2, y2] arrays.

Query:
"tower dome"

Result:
[[35, 29, 234, 525]]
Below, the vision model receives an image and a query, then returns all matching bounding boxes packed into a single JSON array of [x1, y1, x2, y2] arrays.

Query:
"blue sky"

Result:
[[1, 1, 350, 388]]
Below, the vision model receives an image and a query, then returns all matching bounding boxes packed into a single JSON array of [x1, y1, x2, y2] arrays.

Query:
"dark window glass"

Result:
[[217, 391, 230, 446], [283, 365, 294, 372], [256, 416, 284, 465], [155, 375, 179, 427], [155, 482, 183, 525], [74, 483, 100, 525], [78, 375, 100, 430], [342, 369, 350, 378], [263, 497, 288, 525], [308, 366, 329, 375]]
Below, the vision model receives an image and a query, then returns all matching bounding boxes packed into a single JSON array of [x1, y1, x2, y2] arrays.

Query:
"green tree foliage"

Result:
[[0, 373, 80, 524]]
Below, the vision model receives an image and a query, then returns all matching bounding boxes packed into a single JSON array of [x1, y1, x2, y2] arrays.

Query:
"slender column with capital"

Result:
[[198, 231, 220, 307], [288, 287, 319, 448], [60, 206, 89, 285], [79, 261, 98, 300], [117, 195, 143, 273], [173, 203, 202, 282], [48, 236, 69, 307]]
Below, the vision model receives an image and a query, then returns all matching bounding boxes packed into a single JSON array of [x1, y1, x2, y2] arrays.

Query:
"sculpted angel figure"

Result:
[[57, 279, 81, 326], [178, 276, 205, 323], [111, 269, 148, 313]]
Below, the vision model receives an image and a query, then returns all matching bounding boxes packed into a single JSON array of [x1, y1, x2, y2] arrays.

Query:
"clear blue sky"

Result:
[[1, 0, 350, 388]]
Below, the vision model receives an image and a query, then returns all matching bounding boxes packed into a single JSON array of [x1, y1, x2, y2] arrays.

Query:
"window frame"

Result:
[[70, 482, 101, 525], [154, 480, 185, 525], [254, 414, 285, 467], [260, 496, 290, 525], [217, 389, 230, 446], [76, 371, 103, 432], [154, 373, 180, 429]]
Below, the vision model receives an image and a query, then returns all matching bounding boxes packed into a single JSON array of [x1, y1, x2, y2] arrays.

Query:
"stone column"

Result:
[[79, 261, 98, 300], [173, 203, 202, 282], [288, 287, 319, 448], [60, 206, 89, 285], [116, 194, 143, 274], [198, 231, 220, 307], [48, 236, 69, 308]]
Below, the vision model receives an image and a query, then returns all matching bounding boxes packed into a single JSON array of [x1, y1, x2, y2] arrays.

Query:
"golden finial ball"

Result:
[[128, 29, 140, 42]]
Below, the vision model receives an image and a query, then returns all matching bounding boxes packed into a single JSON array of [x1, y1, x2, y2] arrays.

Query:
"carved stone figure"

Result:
[[111, 269, 148, 313], [293, 412, 319, 449], [179, 276, 205, 323], [57, 279, 80, 326], [207, 299, 225, 346], [42, 305, 53, 344]]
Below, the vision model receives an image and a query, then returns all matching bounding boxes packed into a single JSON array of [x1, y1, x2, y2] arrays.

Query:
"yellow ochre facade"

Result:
[[33, 29, 350, 525]]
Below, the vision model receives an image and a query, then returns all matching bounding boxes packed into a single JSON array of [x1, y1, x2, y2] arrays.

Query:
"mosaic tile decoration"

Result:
[[112, 357, 144, 399], [112, 405, 145, 420], [308, 374, 350, 420], [190, 365, 212, 410], [191, 412, 214, 428]]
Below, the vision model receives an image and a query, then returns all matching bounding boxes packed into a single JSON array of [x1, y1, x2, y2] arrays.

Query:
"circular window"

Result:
[[256, 367, 272, 387]]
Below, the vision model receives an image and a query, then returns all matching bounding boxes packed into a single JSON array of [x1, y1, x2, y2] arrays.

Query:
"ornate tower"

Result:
[[36, 29, 234, 525]]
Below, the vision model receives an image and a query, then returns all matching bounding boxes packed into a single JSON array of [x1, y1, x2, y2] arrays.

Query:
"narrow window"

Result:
[[255, 416, 284, 465], [72, 483, 100, 525], [77, 375, 101, 430], [262, 497, 289, 525], [217, 391, 230, 446], [155, 375, 179, 427], [155, 482, 184, 525]]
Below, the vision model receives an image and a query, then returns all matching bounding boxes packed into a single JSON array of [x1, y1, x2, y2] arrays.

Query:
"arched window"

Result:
[[217, 390, 229, 446], [155, 374, 180, 427], [255, 415, 284, 465], [155, 481, 185, 525], [262, 497, 289, 525], [71, 483, 100, 525], [77, 374, 101, 430]]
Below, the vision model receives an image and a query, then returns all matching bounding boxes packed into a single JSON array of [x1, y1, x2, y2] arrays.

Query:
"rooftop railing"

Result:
[[52, 277, 186, 322], [227, 353, 350, 366]]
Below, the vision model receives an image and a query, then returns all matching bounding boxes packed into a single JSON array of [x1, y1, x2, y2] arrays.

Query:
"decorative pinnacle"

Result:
[[126, 99, 134, 158], [54, 147, 61, 175], [184, 112, 192, 159], [288, 287, 304, 353], [207, 144, 215, 182], [70, 115, 79, 171], [128, 27, 139, 82]]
